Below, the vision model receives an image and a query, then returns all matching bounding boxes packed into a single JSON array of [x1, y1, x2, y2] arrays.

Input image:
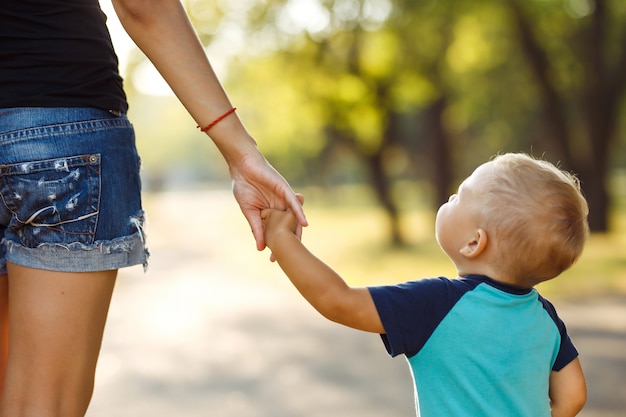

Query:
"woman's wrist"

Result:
[[196, 107, 237, 133], [200, 115, 260, 169]]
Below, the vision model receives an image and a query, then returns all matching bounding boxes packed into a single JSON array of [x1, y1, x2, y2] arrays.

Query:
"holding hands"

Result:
[[261, 205, 301, 251], [230, 151, 306, 252]]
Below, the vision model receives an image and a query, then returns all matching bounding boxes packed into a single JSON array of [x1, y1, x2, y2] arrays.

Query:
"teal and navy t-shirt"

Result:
[[368, 275, 578, 417]]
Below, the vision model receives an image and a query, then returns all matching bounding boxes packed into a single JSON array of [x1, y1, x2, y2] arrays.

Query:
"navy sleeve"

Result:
[[368, 277, 479, 358], [538, 295, 579, 371]]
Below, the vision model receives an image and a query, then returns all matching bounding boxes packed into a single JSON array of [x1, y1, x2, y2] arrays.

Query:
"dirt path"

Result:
[[86, 255, 626, 417], [85, 190, 625, 416], [557, 297, 626, 417]]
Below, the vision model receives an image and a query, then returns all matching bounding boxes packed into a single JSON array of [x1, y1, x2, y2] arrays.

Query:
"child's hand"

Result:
[[261, 208, 299, 251]]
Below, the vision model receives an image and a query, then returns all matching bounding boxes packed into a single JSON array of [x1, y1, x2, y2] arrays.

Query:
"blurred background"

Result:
[[89, 0, 626, 415]]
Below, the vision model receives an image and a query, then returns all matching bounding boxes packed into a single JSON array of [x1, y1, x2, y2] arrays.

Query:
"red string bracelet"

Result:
[[197, 107, 237, 133]]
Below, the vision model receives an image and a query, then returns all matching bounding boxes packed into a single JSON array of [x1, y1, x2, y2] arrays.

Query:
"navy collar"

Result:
[[461, 274, 534, 295]]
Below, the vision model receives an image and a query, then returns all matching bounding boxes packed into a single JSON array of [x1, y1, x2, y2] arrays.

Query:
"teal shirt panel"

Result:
[[408, 282, 557, 416], [369, 275, 577, 417]]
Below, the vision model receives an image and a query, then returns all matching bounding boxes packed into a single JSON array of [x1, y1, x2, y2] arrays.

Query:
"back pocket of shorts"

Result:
[[0, 154, 101, 247]]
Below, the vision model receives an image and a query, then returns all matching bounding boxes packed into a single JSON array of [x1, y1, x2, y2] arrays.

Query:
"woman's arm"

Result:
[[111, 0, 306, 248]]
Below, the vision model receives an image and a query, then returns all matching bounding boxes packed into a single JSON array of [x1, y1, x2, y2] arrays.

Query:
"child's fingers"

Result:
[[260, 208, 279, 228], [260, 208, 272, 220]]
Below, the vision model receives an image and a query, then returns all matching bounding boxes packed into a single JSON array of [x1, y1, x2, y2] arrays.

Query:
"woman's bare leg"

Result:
[[0, 263, 117, 417], [0, 273, 8, 401]]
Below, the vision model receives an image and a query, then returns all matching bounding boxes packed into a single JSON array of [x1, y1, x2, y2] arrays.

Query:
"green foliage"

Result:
[[296, 193, 626, 298], [118, 0, 626, 229], [358, 30, 399, 79], [227, 54, 326, 159]]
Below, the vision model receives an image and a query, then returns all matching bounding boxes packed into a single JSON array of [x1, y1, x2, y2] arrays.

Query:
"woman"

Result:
[[0, 0, 306, 415]]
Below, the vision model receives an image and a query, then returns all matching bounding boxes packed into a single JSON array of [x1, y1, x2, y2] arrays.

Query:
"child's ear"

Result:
[[459, 229, 488, 258]]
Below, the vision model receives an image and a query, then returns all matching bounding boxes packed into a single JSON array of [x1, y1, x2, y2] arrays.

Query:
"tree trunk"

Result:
[[425, 97, 453, 208], [365, 152, 404, 246], [508, 0, 626, 231]]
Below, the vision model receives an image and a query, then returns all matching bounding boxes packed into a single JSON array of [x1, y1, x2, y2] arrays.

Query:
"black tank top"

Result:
[[0, 0, 128, 112]]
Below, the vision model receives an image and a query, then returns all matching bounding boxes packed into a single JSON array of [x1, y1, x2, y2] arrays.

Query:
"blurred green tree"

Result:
[[123, 0, 626, 241], [505, 0, 626, 231], [206, 0, 468, 245]]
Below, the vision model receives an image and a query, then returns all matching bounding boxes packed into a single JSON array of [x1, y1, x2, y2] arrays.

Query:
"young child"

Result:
[[261, 153, 589, 417]]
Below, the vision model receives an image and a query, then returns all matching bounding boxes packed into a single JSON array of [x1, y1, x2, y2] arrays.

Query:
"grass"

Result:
[[141, 187, 625, 302], [538, 232, 626, 299], [296, 200, 626, 301]]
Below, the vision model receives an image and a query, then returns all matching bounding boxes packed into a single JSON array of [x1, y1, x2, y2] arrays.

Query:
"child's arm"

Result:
[[549, 357, 587, 417], [261, 208, 385, 334]]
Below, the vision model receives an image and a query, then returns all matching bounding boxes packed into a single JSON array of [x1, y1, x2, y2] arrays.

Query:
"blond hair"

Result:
[[477, 153, 589, 286]]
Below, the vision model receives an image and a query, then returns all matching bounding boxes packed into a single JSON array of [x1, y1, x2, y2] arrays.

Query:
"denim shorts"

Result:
[[0, 107, 148, 274]]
